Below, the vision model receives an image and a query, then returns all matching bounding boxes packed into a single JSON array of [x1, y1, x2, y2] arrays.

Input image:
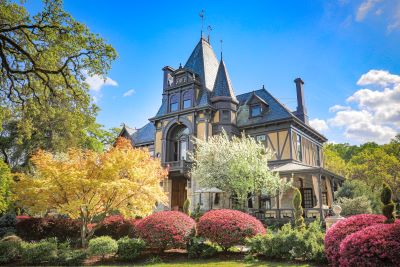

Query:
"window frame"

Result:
[[220, 109, 230, 122], [250, 104, 262, 117], [297, 135, 303, 161], [182, 90, 192, 109], [169, 94, 179, 112]]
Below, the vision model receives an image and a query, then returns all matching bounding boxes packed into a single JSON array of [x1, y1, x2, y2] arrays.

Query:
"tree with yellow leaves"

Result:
[[13, 137, 167, 247]]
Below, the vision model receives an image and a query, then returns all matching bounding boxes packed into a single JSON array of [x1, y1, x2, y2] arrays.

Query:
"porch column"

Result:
[[312, 173, 324, 219], [325, 176, 334, 206]]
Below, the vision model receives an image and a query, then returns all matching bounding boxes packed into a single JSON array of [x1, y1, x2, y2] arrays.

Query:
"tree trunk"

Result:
[[81, 221, 88, 248]]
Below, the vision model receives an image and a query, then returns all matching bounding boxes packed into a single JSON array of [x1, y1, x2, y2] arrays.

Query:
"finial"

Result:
[[220, 39, 223, 60], [199, 10, 205, 38], [207, 25, 212, 43], [179, 63, 182, 68], [262, 85, 265, 89]]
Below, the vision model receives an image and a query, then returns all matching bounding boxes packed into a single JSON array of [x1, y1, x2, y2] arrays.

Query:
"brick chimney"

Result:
[[294, 78, 309, 124]]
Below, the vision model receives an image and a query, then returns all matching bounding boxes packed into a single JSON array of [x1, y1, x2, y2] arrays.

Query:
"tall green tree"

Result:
[[0, 160, 12, 213], [323, 144, 347, 177], [0, 0, 117, 169], [0, 0, 116, 106], [348, 147, 400, 200], [190, 131, 290, 207]]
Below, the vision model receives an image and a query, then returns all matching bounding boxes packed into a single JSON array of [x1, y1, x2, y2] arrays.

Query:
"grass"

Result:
[[100, 258, 314, 267]]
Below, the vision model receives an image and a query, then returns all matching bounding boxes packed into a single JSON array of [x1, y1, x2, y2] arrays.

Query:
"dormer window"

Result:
[[170, 94, 178, 112], [183, 91, 192, 109], [250, 104, 262, 117]]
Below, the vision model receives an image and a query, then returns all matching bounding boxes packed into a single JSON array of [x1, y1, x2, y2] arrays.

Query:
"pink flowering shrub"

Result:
[[197, 209, 266, 250], [324, 214, 385, 267], [339, 222, 400, 267], [136, 211, 196, 251]]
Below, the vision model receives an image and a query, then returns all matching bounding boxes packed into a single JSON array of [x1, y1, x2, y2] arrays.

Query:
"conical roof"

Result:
[[212, 59, 237, 102], [184, 38, 219, 91]]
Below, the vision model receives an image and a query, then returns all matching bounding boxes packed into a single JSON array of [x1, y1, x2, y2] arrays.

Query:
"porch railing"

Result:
[[251, 208, 329, 221]]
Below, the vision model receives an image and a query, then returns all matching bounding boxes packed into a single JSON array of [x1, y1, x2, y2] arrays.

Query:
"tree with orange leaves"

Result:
[[13, 137, 167, 247]]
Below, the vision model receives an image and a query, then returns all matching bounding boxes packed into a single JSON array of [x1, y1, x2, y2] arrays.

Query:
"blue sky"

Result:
[[28, 0, 400, 144]]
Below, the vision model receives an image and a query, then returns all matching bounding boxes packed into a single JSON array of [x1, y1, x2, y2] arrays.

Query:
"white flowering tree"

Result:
[[190, 130, 290, 208]]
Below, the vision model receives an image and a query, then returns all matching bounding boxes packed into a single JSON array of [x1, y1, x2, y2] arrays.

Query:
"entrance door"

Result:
[[171, 177, 187, 211]]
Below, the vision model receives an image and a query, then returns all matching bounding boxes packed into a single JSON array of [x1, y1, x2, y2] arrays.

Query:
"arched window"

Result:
[[170, 94, 178, 112], [167, 125, 189, 161], [183, 91, 192, 109]]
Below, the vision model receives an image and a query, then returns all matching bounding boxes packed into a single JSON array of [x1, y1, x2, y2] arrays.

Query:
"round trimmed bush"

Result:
[[94, 215, 137, 239], [0, 235, 23, 264], [136, 211, 196, 251], [324, 214, 385, 267], [339, 222, 400, 267], [22, 238, 58, 265], [88, 236, 118, 258], [197, 209, 266, 250], [117, 237, 146, 260]]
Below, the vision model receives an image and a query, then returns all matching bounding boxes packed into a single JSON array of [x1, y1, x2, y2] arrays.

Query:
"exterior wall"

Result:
[[291, 128, 323, 167], [244, 126, 291, 161]]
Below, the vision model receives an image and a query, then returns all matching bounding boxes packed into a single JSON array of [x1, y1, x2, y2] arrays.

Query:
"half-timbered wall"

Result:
[[291, 129, 323, 167]]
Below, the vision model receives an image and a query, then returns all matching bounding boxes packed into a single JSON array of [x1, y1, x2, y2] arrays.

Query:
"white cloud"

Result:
[[310, 118, 329, 132], [123, 89, 135, 97], [327, 69, 399, 144], [329, 105, 351, 112], [387, 4, 400, 32], [85, 74, 118, 92], [356, 0, 382, 22], [357, 69, 400, 87]]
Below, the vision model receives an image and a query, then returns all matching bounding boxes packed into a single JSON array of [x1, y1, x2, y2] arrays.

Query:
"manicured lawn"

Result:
[[100, 259, 314, 267]]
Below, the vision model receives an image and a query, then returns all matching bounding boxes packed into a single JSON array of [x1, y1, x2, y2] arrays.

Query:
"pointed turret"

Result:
[[184, 37, 219, 91], [211, 58, 238, 103]]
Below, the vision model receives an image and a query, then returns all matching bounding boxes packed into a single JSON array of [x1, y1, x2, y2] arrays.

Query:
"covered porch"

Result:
[[251, 162, 344, 222]]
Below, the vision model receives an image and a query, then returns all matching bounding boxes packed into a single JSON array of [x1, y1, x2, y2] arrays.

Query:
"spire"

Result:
[[184, 38, 219, 91], [212, 58, 237, 102]]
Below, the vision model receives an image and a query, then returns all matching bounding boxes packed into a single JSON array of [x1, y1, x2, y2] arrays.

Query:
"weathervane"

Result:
[[199, 10, 205, 38], [207, 25, 212, 43]]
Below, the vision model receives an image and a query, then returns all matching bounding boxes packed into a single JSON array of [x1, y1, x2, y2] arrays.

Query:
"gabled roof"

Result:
[[120, 123, 155, 145], [132, 122, 155, 145], [212, 59, 237, 102], [184, 38, 219, 91], [236, 88, 293, 127]]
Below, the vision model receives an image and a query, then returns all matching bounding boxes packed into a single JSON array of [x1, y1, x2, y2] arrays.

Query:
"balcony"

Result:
[[164, 160, 192, 173]]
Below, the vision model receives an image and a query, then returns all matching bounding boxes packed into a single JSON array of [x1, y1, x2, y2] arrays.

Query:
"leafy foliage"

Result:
[[191, 130, 289, 206], [88, 236, 118, 258], [0, 161, 12, 212], [0, 212, 16, 237], [187, 237, 218, 259], [324, 214, 386, 267], [136, 211, 196, 251], [22, 238, 58, 265], [292, 188, 305, 229], [116, 237, 146, 261], [15, 216, 81, 242], [197, 209, 266, 250], [335, 180, 381, 213], [0, 235, 23, 264], [0, 0, 116, 104], [183, 198, 191, 216], [381, 183, 396, 223], [94, 215, 137, 239], [336, 196, 372, 216], [246, 221, 325, 262], [13, 137, 167, 247], [339, 222, 400, 267]]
